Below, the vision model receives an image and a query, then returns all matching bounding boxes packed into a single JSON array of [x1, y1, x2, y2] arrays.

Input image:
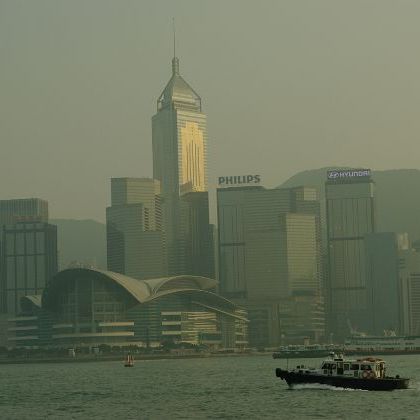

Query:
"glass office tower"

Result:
[[1, 221, 58, 315], [152, 57, 211, 277], [0, 199, 54, 315], [325, 170, 375, 338], [217, 185, 324, 345], [364, 232, 408, 335], [0, 198, 48, 227]]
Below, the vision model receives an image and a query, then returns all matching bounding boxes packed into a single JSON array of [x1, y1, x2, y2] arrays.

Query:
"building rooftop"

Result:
[[157, 57, 202, 112]]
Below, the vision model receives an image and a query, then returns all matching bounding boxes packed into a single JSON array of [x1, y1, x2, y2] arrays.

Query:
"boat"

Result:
[[344, 334, 420, 356], [275, 352, 409, 391], [273, 344, 342, 359], [124, 354, 134, 367]]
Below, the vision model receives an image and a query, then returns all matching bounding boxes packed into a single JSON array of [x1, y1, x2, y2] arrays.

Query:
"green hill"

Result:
[[280, 168, 420, 241]]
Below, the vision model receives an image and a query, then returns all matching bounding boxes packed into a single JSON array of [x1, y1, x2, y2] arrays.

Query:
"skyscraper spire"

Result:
[[152, 31, 210, 277], [172, 18, 179, 75], [173, 17, 176, 59]]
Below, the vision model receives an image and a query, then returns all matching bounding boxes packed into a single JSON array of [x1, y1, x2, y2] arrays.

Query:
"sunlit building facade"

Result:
[[152, 57, 211, 277]]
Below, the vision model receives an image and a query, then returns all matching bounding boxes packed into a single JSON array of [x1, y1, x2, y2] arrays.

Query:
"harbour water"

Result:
[[1, 354, 419, 419]]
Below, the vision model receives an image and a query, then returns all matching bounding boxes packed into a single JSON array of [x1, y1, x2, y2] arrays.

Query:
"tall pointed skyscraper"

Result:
[[153, 56, 207, 195], [152, 56, 212, 277]]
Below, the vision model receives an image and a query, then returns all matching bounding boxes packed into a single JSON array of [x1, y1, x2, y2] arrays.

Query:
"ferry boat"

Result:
[[344, 335, 420, 356], [124, 354, 134, 367], [273, 344, 341, 359], [275, 352, 409, 391]]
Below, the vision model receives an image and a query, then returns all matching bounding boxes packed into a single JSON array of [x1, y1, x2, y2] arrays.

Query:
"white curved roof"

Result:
[[93, 268, 153, 303], [43, 268, 219, 309]]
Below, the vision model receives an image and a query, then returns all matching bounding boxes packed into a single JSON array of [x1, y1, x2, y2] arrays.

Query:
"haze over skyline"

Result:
[[2, 0, 420, 222]]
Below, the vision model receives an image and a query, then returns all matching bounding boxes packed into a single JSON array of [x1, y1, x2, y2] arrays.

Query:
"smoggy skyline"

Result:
[[1, 0, 420, 221]]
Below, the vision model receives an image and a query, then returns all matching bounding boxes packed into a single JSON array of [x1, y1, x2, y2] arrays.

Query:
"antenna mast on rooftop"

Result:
[[173, 17, 176, 58]]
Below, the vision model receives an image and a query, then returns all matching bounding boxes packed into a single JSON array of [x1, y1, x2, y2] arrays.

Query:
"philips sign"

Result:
[[218, 175, 261, 186], [327, 169, 371, 180]]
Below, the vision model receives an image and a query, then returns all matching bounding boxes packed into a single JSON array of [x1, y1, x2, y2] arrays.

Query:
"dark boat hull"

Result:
[[275, 369, 409, 391]]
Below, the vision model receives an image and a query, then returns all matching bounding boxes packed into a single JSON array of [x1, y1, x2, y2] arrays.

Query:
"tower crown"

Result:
[[157, 58, 202, 112]]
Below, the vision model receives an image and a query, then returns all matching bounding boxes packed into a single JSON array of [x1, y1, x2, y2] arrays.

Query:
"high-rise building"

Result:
[[399, 248, 420, 335], [152, 56, 210, 276], [180, 192, 214, 279], [364, 232, 409, 335], [217, 184, 324, 345], [0, 198, 48, 227], [217, 186, 290, 300], [0, 198, 56, 315], [217, 186, 322, 299], [106, 178, 166, 280], [1, 221, 58, 315], [325, 169, 375, 338]]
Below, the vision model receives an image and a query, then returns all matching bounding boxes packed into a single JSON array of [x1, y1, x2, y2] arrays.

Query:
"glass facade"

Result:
[[1, 222, 58, 315], [326, 175, 375, 337], [282, 213, 320, 295], [0, 198, 48, 227], [217, 186, 322, 300], [106, 178, 166, 280], [398, 250, 420, 335], [179, 192, 214, 279], [9, 268, 248, 349], [152, 57, 211, 277], [217, 185, 324, 345], [364, 232, 407, 335]]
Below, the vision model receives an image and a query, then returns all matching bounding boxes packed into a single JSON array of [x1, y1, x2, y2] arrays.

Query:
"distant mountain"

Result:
[[51, 219, 106, 270], [280, 168, 420, 242]]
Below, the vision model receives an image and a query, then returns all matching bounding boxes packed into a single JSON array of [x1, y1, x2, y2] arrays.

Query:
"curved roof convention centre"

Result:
[[41, 268, 244, 319]]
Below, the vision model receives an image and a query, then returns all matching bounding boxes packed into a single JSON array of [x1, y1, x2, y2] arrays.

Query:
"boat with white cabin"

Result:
[[275, 352, 409, 391]]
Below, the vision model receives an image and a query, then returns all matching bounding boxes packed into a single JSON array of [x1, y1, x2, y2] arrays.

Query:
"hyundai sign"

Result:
[[218, 175, 261, 186], [327, 169, 371, 180]]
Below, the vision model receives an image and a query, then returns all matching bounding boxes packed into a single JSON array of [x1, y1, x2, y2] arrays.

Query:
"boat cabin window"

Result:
[[343, 363, 350, 371], [350, 363, 359, 370], [361, 364, 372, 371]]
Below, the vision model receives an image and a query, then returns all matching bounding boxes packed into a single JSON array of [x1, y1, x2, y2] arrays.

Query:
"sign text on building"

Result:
[[327, 169, 371, 180], [218, 175, 261, 186]]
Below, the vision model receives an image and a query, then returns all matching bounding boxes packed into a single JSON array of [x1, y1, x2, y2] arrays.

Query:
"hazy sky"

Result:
[[1, 0, 420, 221]]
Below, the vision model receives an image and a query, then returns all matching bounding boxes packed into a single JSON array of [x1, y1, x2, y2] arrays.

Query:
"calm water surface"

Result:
[[1, 354, 420, 419]]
